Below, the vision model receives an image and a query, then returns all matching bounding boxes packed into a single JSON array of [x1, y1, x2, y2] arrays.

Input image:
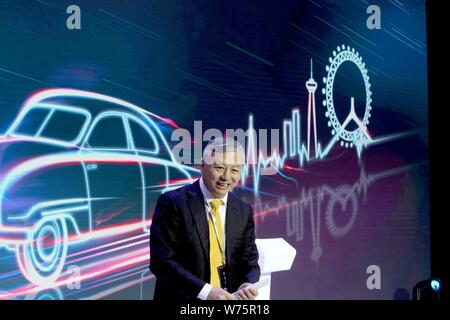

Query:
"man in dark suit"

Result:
[[150, 138, 260, 300]]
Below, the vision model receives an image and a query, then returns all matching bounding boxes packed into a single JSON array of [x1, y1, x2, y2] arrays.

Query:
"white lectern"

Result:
[[254, 238, 296, 300]]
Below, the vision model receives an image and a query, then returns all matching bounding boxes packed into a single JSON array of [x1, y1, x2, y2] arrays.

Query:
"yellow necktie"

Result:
[[209, 199, 224, 288]]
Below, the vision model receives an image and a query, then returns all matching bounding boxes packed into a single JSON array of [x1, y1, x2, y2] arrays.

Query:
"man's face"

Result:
[[201, 151, 244, 199]]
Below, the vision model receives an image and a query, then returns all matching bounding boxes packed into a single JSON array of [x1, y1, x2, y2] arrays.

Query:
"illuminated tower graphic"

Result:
[[306, 59, 318, 157]]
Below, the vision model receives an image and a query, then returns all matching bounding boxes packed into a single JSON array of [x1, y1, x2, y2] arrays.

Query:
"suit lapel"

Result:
[[186, 180, 209, 259], [225, 192, 239, 264]]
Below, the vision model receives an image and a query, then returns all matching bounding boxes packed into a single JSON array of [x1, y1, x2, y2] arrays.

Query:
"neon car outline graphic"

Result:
[[0, 88, 200, 288]]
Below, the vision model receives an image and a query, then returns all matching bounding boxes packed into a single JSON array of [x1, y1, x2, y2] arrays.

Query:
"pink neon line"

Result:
[[159, 177, 198, 186], [0, 226, 33, 232], [2, 250, 149, 299], [307, 97, 311, 153], [12, 220, 151, 249], [66, 233, 148, 259], [23, 88, 180, 129], [254, 202, 298, 217], [83, 264, 148, 288], [284, 165, 308, 173], [254, 199, 307, 218], [0, 238, 25, 245], [88, 274, 155, 300], [94, 203, 136, 226], [77, 248, 149, 276], [312, 95, 317, 151], [69, 219, 151, 242], [74, 252, 149, 283], [253, 192, 325, 221], [66, 239, 148, 265]]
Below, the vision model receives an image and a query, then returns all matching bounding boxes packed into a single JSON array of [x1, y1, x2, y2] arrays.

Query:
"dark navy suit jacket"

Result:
[[149, 179, 260, 300]]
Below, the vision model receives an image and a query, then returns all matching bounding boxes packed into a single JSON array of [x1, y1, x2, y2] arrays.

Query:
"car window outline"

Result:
[[35, 108, 55, 137], [125, 115, 160, 155], [82, 112, 131, 151], [127, 114, 177, 162], [9, 103, 91, 145]]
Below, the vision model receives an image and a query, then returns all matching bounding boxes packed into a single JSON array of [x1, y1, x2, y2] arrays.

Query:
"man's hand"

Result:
[[207, 287, 237, 300], [236, 283, 258, 300]]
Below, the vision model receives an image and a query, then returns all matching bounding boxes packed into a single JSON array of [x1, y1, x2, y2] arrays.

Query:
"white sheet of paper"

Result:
[[232, 277, 270, 297]]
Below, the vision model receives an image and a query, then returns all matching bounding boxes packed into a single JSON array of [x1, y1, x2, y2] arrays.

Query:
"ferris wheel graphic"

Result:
[[321, 45, 372, 149]]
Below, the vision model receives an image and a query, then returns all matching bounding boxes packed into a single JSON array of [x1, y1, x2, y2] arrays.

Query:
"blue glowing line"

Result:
[[7, 198, 92, 221], [42, 205, 89, 217], [8, 103, 92, 146], [124, 115, 148, 233], [35, 108, 55, 137]]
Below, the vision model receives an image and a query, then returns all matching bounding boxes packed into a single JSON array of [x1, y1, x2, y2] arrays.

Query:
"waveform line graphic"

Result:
[[240, 105, 415, 194]]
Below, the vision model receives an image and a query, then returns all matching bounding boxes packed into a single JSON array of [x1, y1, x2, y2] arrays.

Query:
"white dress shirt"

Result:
[[197, 177, 228, 300]]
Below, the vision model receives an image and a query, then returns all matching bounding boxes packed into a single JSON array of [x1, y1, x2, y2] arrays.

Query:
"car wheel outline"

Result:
[[16, 217, 69, 288]]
